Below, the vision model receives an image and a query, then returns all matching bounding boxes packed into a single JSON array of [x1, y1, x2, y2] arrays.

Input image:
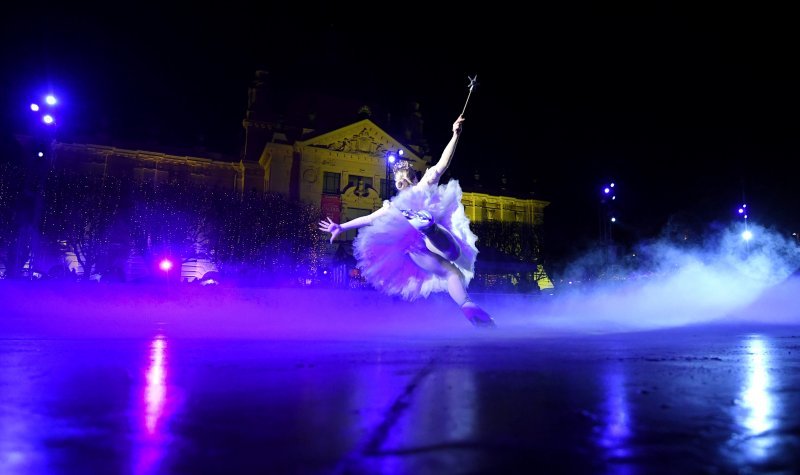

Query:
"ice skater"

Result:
[[319, 111, 495, 328]]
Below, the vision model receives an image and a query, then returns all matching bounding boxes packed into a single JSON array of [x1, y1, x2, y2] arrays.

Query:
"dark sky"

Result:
[[2, 4, 797, 262]]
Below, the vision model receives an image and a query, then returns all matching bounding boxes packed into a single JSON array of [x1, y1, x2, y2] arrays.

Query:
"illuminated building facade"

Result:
[[37, 71, 553, 289]]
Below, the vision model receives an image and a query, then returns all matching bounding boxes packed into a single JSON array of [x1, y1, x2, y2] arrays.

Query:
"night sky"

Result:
[[2, 4, 797, 263]]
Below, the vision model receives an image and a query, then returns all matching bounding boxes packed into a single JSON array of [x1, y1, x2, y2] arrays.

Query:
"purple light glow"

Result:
[[42, 115, 54, 125], [132, 335, 170, 475], [159, 259, 173, 272], [30, 103, 40, 111], [387, 154, 396, 164], [603, 187, 610, 194], [145, 336, 167, 434], [45, 95, 57, 105]]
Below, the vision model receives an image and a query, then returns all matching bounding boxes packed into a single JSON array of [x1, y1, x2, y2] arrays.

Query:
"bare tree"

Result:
[[40, 170, 122, 279]]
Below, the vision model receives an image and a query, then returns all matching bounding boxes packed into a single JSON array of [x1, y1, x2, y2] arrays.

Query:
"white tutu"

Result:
[[353, 179, 478, 301]]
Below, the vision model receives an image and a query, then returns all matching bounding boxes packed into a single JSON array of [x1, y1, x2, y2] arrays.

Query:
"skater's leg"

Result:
[[408, 250, 495, 327]]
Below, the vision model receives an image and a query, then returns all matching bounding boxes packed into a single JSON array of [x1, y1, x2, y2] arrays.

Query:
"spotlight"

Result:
[[159, 259, 173, 272], [387, 149, 403, 165]]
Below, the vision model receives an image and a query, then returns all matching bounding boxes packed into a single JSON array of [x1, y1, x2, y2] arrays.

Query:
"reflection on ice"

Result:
[[598, 363, 634, 475], [730, 335, 778, 463], [133, 335, 170, 475], [145, 336, 167, 435]]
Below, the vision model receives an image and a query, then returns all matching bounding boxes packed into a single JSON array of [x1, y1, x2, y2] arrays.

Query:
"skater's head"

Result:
[[394, 169, 417, 190], [392, 159, 417, 191]]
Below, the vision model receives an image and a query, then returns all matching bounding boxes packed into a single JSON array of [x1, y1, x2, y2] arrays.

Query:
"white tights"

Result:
[[408, 250, 470, 306]]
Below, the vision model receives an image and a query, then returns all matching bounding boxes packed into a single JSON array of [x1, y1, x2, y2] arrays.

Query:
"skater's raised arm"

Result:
[[420, 115, 465, 187], [318, 206, 390, 243]]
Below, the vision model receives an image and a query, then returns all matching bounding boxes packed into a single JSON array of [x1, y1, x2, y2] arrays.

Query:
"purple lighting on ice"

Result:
[[145, 336, 167, 434]]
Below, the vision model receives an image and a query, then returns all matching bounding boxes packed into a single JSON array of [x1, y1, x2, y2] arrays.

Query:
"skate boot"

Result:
[[460, 301, 496, 328]]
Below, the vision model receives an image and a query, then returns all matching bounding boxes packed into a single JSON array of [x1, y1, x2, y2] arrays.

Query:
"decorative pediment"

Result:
[[298, 119, 421, 162], [323, 127, 384, 154]]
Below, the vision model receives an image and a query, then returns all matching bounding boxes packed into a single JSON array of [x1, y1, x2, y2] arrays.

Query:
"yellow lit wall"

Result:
[[461, 192, 549, 226]]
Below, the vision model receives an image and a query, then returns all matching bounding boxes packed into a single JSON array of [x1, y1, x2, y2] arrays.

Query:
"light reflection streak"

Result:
[[599, 364, 634, 474], [133, 334, 169, 475], [145, 336, 167, 435], [735, 336, 776, 461]]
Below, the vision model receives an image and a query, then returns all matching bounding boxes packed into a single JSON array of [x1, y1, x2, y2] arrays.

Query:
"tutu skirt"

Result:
[[353, 179, 478, 300]]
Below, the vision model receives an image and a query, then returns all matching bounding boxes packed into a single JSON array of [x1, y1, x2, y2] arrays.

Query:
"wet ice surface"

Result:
[[1, 277, 799, 474]]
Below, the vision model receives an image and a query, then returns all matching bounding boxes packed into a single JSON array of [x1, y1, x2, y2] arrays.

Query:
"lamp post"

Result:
[[21, 93, 59, 278], [30, 94, 59, 164], [599, 182, 616, 242], [385, 148, 403, 200], [738, 203, 752, 252], [598, 181, 618, 278]]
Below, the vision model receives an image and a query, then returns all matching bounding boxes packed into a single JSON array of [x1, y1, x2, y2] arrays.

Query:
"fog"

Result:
[[2, 223, 798, 341]]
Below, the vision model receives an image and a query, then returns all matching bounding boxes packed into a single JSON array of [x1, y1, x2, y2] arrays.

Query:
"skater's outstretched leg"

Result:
[[409, 250, 496, 328]]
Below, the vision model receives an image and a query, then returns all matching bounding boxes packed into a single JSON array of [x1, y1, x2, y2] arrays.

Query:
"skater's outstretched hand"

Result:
[[452, 114, 464, 135], [318, 217, 342, 243]]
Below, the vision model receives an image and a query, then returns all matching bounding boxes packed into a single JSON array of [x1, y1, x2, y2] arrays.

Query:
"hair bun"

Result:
[[391, 159, 411, 174]]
